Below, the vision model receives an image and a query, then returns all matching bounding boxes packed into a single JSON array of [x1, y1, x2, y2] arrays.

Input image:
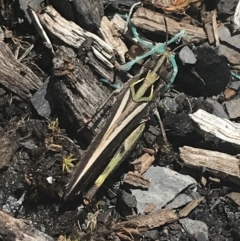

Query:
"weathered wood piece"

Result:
[[131, 153, 155, 174], [87, 51, 114, 81], [111, 13, 127, 33], [179, 196, 204, 218], [50, 56, 109, 139], [0, 210, 54, 241], [122, 196, 204, 229], [180, 146, 240, 185], [124, 171, 150, 189], [131, 7, 207, 41], [100, 16, 128, 63], [38, 6, 113, 61], [189, 109, 240, 146], [37, 6, 114, 80], [127, 209, 178, 229], [0, 41, 42, 100], [0, 124, 19, 169]]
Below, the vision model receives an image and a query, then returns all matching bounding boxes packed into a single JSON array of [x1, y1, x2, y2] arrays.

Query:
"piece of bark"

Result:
[[131, 7, 206, 41], [201, 6, 215, 44], [50, 56, 109, 141], [37, 5, 115, 81], [127, 209, 178, 229], [100, 16, 127, 63], [87, 51, 114, 82], [131, 153, 155, 175], [189, 109, 240, 146], [0, 125, 19, 169], [179, 197, 205, 218], [0, 41, 42, 100], [111, 13, 127, 33], [0, 210, 54, 241], [30, 77, 52, 119], [180, 146, 240, 185], [201, 176, 207, 186], [38, 6, 114, 63], [124, 171, 150, 189], [208, 177, 220, 183], [143, 203, 156, 214], [126, 198, 203, 229], [46, 143, 63, 152]]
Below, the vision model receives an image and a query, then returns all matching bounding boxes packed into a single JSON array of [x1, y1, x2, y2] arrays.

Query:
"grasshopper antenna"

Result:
[[152, 16, 169, 73], [163, 15, 168, 52]]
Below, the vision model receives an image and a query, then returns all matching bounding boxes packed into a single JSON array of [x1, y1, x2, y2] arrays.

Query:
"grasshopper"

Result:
[[64, 30, 186, 201]]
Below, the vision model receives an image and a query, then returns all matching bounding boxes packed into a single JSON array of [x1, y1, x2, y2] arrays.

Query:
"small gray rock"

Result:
[[179, 46, 197, 65], [165, 194, 193, 209], [159, 97, 178, 112], [206, 98, 229, 119], [179, 218, 209, 240], [131, 166, 197, 214], [20, 140, 36, 150], [19, 0, 43, 23], [228, 81, 240, 90], [144, 230, 159, 240], [218, 25, 240, 65], [225, 98, 240, 119], [117, 190, 137, 216], [217, 0, 238, 19], [31, 77, 54, 119]]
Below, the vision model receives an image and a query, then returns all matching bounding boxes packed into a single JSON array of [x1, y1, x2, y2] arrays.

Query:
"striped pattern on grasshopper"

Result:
[[64, 32, 185, 201]]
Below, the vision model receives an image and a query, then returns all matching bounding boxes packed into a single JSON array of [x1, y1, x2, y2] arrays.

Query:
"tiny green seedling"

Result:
[[62, 154, 77, 172]]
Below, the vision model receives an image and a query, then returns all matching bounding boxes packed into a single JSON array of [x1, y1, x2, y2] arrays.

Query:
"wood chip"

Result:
[[189, 109, 240, 146], [38, 6, 114, 64], [0, 210, 54, 241], [131, 153, 155, 175], [124, 171, 150, 189], [100, 16, 127, 64], [0, 125, 19, 169], [131, 7, 206, 41], [180, 146, 240, 185], [143, 203, 156, 214], [46, 143, 63, 152], [209, 177, 220, 183], [224, 88, 236, 100], [0, 41, 42, 100], [179, 197, 204, 218], [127, 209, 178, 229], [201, 176, 207, 187]]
